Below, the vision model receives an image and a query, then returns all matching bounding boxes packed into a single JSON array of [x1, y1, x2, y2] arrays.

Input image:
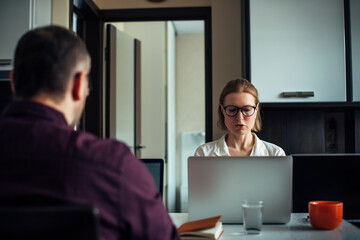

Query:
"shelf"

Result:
[[261, 102, 360, 110]]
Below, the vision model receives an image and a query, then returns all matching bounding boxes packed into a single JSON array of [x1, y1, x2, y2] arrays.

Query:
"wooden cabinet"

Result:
[[247, 0, 360, 154], [0, 0, 52, 71], [248, 0, 346, 102], [257, 106, 350, 154]]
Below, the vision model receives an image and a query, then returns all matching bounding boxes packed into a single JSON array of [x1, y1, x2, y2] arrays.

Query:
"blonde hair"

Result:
[[217, 78, 262, 132]]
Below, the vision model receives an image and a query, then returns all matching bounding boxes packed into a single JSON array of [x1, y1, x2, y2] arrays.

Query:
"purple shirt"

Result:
[[0, 100, 179, 240]]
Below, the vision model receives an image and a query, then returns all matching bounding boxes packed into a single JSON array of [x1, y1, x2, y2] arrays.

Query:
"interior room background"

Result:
[[0, 0, 359, 213]]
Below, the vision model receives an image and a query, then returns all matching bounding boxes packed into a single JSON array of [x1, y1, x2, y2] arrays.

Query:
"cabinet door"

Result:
[[32, 0, 52, 29], [0, 0, 31, 71], [0, 0, 51, 71], [351, 0, 360, 102], [249, 0, 346, 102]]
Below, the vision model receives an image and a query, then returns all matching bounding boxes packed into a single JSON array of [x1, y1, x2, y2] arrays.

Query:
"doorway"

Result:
[[107, 21, 205, 212], [72, 4, 212, 213]]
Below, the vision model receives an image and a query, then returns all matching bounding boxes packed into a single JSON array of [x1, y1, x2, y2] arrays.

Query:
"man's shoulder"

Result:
[[68, 130, 135, 170]]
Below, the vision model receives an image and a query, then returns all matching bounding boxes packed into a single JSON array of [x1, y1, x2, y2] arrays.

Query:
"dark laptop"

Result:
[[141, 158, 164, 198]]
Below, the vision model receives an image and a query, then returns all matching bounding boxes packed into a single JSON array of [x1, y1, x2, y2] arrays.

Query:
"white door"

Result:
[[0, 0, 51, 71], [106, 24, 142, 157]]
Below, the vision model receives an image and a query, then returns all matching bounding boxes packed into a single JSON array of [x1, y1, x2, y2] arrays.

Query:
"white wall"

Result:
[[176, 33, 205, 211], [52, 0, 69, 28], [176, 33, 206, 134], [176, 32, 205, 180]]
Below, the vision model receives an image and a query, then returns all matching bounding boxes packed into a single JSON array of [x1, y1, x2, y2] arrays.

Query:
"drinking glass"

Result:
[[242, 200, 263, 234]]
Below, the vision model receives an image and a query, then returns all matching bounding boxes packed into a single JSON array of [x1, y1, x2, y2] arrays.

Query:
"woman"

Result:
[[195, 78, 285, 156]]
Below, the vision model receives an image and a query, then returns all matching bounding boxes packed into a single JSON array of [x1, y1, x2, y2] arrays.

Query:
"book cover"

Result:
[[178, 215, 223, 240]]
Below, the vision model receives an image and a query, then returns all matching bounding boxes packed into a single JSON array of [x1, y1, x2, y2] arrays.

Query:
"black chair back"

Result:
[[0, 204, 99, 240]]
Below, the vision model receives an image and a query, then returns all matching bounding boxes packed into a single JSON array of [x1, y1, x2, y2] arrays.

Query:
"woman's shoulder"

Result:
[[194, 140, 219, 156], [262, 140, 285, 155], [194, 135, 227, 156], [253, 134, 286, 156]]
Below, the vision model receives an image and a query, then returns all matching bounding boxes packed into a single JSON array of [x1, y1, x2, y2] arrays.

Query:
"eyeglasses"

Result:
[[222, 105, 257, 117]]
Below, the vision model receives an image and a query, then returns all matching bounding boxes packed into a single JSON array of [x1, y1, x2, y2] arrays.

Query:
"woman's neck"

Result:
[[226, 132, 255, 156]]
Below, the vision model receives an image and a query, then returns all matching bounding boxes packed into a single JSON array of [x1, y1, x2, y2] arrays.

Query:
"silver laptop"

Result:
[[188, 156, 293, 224]]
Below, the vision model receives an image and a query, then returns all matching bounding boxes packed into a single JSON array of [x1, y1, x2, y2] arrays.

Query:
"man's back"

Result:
[[0, 100, 178, 239]]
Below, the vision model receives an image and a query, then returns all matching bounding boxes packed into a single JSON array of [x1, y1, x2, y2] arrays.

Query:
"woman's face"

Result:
[[222, 92, 257, 137]]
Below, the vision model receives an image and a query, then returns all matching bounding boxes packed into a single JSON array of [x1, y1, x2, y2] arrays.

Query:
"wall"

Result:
[[175, 33, 205, 211], [52, 0, 70, 28], [211, 0, 243, 140], [176, 33, 205, 136]]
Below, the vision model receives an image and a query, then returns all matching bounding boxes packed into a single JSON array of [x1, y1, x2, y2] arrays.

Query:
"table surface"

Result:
[[169, 213, 360, 240]]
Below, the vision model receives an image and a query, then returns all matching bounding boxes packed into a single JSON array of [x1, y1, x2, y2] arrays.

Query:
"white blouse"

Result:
[[194, 133, 286, 156]]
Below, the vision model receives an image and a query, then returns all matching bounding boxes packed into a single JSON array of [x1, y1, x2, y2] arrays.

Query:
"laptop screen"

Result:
[[141, 159, 164, 198]]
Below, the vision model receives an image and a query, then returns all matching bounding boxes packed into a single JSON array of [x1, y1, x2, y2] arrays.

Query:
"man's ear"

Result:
[[9, 70, 15, 94], [72, 71, 87, 101]]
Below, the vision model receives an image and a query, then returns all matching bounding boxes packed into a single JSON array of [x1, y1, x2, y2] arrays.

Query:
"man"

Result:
[[0, 25, 179, 240]]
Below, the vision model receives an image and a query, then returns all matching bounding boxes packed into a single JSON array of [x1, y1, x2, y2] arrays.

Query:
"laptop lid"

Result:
[[188, 156, 293, 224], [141, 159, 164, 198]]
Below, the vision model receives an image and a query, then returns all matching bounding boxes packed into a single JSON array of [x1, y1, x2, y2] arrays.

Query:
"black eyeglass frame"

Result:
[[222, 105, 257, 117]]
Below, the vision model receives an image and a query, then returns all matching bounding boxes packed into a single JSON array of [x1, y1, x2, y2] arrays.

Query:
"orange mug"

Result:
[[308, 201, 343, 230]]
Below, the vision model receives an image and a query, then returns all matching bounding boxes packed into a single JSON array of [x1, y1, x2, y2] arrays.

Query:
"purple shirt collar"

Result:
[[2, 100, 69, 127]]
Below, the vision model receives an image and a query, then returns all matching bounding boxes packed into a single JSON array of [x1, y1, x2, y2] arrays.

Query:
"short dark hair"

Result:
[[217, 78, 262, 132], [13, 25, 89, 99]]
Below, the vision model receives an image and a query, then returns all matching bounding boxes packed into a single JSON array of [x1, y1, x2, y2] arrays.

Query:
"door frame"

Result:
[[72, 1, 213, 141], [73, 0, 104, 137], [73, 0, 213, 212], [101, 7, 213, 142]]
